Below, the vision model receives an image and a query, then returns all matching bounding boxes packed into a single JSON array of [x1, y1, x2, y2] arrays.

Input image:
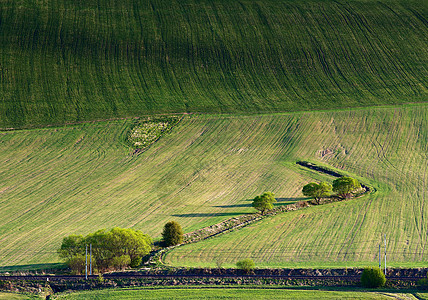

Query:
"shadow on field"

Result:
[[276, 197, 307, 202], [0, 263, 66, 272], [213, 197, 307, 209], [212, 204, 252, 208], [172, 212, 246, 218]]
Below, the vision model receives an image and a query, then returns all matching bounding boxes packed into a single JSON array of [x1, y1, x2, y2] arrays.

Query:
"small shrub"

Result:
[[162, 221, 184, 247], [417, 274, 428, 288], [130, 256, 142, 268], [97, 274, 104, 283], [361, 267, 386, 288], [236, 259, 255, 274]]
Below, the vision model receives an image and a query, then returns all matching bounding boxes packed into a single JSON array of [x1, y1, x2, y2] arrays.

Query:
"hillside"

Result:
[[0, 114, 313, 267], [1, 0, 427, 128], [0, 104, 427, 268], [165, 104, 428, 268]]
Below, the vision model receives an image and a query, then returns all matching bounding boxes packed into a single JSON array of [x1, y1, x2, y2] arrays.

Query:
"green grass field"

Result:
[[1, 0, 427, 129], [0, 292, 29, 300], [0, 104, 427, 269], [53, 287, 421, 300], [159, 104, 428, 268]]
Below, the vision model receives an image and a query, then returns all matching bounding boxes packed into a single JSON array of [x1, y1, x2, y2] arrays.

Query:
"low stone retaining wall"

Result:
[[115, 267, 427, 278], [2, 268, 426, 295]]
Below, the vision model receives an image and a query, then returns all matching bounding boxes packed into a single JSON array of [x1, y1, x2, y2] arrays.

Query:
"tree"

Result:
[[84, 229, 114, 272], [57, 234, 85, 261], [236, 259, 255, 274], [107, 227, 152, 268], [302, 182, 332, 204], [162, 221, 183, 247], [65, 254, 86, 275], [360, 267, 386, 288], [111, 255, 131, 270], [58, 228, 152, 273], [252, 192, 276, 215], [332, 176, 361, 198]]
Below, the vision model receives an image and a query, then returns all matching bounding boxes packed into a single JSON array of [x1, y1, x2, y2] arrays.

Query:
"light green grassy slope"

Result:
[[1, 0, 427, 128], [0, 292, 29, 300], [54, 287, 410, 300], [0, 114, 319, 267], [1, 104, 427, 268], [164, 105, 428, 268]]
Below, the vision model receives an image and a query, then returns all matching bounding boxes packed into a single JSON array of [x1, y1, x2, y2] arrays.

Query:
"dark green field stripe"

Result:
[[0, 0, 427, 128]]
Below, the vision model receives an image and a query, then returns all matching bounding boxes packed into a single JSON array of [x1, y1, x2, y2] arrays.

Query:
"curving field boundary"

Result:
[[150, 161, 373, 266]]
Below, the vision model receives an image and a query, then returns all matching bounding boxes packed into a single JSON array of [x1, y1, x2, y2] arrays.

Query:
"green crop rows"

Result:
[[0, 0, 427, 129], [1, 0, 428, 272], [165, 104, 428, 268], [0, 104, 427, 269]]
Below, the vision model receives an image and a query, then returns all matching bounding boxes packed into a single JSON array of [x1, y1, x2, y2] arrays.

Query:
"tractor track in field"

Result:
[[418, 157, 428, 261], [340, 197, 373, 261]]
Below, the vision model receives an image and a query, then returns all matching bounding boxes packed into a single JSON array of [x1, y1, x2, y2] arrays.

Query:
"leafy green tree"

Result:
[[58, 228, 152, 273], [162, 221, 184, 247], [302, 182, 332, 204], [130, 257, 142, 268], [107, 227, 152, 267], [236, 259, 255, 274], [361, 267, 386, 288], [332, 176, 361, 198], [85, 229, 113, 272], [111, 255, 131, 270], [57, 234, 85, 261], [252, 192, 276, 215], [65, 254, 86, 275]]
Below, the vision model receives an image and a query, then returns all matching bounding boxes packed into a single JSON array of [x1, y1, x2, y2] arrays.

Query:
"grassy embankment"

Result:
[[0, 292, 29, 300], [0, 105, 427, 269], [0, 0, 427, 129], [52, 286, 428, 300]]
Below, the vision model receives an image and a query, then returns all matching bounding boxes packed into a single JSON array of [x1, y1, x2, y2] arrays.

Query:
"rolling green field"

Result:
[[0, 104, 427, 268], [53, 287, 420, 300], [165, 105, 428, 268], [0, 292, 29, 300], [1, 0, 427, 129]]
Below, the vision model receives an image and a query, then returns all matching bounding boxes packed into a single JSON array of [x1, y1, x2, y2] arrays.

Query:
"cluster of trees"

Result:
[[59, 221, 185, 273], [58, 227, 152, 273], [251, 176, 361, 215], [302, 176, 361, 203]]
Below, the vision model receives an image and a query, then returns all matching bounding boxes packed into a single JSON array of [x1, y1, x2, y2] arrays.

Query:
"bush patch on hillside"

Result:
[[128, 116, 181, 151]]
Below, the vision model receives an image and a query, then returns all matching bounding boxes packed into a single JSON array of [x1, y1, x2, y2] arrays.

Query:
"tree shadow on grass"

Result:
[[276, 197, 307, 202], [275, 197, 308, 206], [212, 204, 252, 208], [0, 263, 66, 272], [172, 212, 246, 218], [214, 197, 308, 209]]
